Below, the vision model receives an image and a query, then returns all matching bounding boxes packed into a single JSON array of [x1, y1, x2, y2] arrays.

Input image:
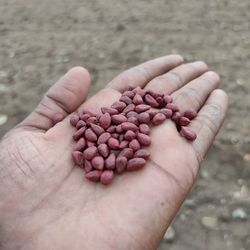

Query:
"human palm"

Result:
[[0, 55, 228, 250]]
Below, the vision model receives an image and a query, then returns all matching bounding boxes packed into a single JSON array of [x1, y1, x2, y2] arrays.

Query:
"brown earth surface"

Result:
[[0, 0, 250, 249]]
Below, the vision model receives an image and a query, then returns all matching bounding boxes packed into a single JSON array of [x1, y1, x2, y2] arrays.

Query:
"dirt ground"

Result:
[[0, 0, 250, 249]]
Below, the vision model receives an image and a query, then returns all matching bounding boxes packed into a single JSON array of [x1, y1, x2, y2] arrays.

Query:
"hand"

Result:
[[0, 55, 228, 250]]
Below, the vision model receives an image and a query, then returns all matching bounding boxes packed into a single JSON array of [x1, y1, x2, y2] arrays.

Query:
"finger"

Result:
[[172, 71, 220, 112], [19, 67, 91, 131], [190, 89, 228, 163], [144, 61, 208, 94], [106, 55, 184, 92]]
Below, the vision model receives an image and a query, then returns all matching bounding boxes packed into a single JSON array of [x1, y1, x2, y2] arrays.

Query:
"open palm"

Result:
[[0, 55, 228, 250]]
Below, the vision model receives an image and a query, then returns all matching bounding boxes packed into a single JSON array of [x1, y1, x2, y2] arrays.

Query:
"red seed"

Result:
[[111, 101, 126, 112], [152, 112, 166, 125], [76, 120, 86, 129], [126, 111, 138, 118], [156, 96, 164, 107], [123, 90, 135, 98], [119, 148, 134, 159], [83, 146, 98, 160], [137, 133, 151, 146], [72, 151, 84, 166], [84, 160, 93, 173], [121, 122, 138, 132], [99, 113, 111, 129], [144, 94, 159, 108], [120, 95, 132, 105], [129, 139, 141, 151], [135, 104, 151, 113], [80, 113, 90, 121], [85, 170, 102, 182], [127, 158, 146, 171], [172, 112, 181, 123], [73, 126, 86, 141], [133, 94, 144, 105], [91, 156, 104, 170], [179, 116, 191, 126], [160, 108, 173, 118], [86, 116, 98, 125], [97, 143, 109, 158], [127, 116, 139, 126], [52, 113, 64, 125], [123, 104, 135, 114], [139, 124, 150, 135], [183, 109, 197, 120], [97, 132, 111, 145], [105, 153, 116, 170], [85, 128, 97, 142], [138, 112, 150, 123], [163, 95, 173, 104], [147, 109, 158, 119], [100, 170, 114, 185], [180, 127, 197, 141], [90, 123, 104, 136], [111, 114, 127, 124], [119, 140, 129, 149], [108, 137, 120, 149], [101, 107, 119, 115], [70, 113, 80, 126], [166, 103, 179, 112], [73, 137, 86, 151], [107, 125, 116, 133], [116, 156, 127, 174], [116, 124, 123, 133], [134, 149, 150, 159], [124, 130, 136, 141]]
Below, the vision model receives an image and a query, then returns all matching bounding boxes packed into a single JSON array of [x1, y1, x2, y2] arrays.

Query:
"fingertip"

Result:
[[67, 66, 91, 87], [192, 61, 209, 71], [212, 89, 229, 108], [167, 54, 184, 64]]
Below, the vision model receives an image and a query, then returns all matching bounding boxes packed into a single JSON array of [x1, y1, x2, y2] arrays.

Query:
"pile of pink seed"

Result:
[[70, 86, 197, 185]]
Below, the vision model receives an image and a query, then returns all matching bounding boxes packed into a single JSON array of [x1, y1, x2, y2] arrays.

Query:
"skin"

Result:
[[0, 55, 228, 250]]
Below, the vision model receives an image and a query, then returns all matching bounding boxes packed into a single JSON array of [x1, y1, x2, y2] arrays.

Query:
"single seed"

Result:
[[126, 111, 138, 118], [85, 170, 102, 182], [70, 114, 80, 126], [163, 95, 173, 104], [172, 112, 181, 123], [83, 146, 98, 160], [90, 123, 104, 136], [76, 120, 86, 129], [134, 149, 150, 159], [127, 158, 146, 171], [137, 133, 151, 146], [99, 113, 111, 129], [133, 94, 144, 105], [166, 103, 179, 112], [91, 156, 104, 170], [183, 109, 197, 120], [152, 112, 166, 125], [124, 130, 136, 141], [101, 107, 119, 115], [107, 125, 116, 133], [119, 140, 129, 149], [123, 104, 135, 114], [73, 126, 86, 141], [111, 101, 126, 112], [123, 90, 135, 98], [120, 95, 132, 105], [97, 132, 111, 145], [100, 170, 114, 185], [72, 151, 84, 166], [108, 137, 120, 149], [86, 116, 98, 125], [180, 127, 197, 141], [179, 116, 191, 126], [139, 124, 150, 135], [73, 137, 86, 151], [80, 113, 90, 122], [127, 116, 139, 126], [105, 153, 116, 170], [135, 104, 151, 113], [144, 94, 159, 108], [119, 148, 134, 159], [160, 108, 173, 118], [85, 128, 97, 142], [116, 156, 127, 174], [129, 139, 141, 152], [121, 122, 138, 132], [138, 112, 150, 123], [112, 114, 127, 124], [116, 124, 123, 133], [98, 143, 109, 158]]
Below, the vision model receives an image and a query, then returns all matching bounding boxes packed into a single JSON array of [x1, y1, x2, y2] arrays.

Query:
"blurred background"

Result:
[[0, 0, 249, 249]]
